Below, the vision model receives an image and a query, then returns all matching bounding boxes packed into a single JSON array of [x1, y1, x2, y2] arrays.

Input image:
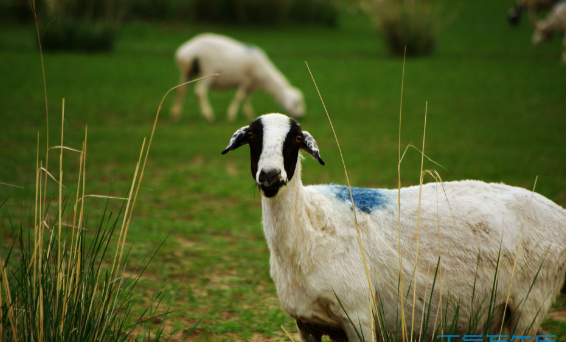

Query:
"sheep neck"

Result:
[[261, 160, 314, 273], [256, 60, 291, 101]]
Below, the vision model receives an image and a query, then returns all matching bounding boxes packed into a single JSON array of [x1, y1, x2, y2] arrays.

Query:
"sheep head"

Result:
[[222, 113, 324, 198], [532, 22, 554, 45], [281, 87, 306, 119]]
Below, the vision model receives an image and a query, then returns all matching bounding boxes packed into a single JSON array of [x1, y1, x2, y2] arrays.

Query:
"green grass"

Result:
[[1, 0, 566, 340]]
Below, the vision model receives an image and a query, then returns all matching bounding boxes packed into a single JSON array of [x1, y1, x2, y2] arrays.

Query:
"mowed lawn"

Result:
[[1, 0, 566, 340]]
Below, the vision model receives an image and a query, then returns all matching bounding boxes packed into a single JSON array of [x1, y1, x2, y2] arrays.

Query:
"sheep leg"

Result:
[[170, 74, 188, 121], [194, 78, 215, 122], [243, 95, 255, 119], [342, 317, 373, 342], [227, 86, 249, 121], [561, 35, 566, 64], [296, 320, 323, 342], [508, 293, 552, 338]]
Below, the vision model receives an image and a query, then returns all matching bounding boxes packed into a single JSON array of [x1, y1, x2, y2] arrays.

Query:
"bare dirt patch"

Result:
[[548, 310, 566, 321]]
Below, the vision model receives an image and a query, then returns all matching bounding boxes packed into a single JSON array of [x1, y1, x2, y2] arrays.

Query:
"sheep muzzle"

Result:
[[259, 169, 286, 197]]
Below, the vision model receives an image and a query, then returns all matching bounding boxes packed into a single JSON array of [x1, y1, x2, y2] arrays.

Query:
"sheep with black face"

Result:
[[222, 113, 566, 342]]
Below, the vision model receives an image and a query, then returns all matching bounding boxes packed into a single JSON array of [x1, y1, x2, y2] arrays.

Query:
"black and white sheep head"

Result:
[[221, 113, 325, 198]]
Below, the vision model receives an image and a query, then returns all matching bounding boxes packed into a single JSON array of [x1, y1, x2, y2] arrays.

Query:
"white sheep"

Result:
[[532, 1, 566, 63], [170, 33, 305, 122], [508, 0, 559, 25], [222, 113, 566, 342]]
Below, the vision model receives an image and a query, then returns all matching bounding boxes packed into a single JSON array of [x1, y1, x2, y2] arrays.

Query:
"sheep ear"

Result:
[[300, 131, 325, 165], [222, 126, 249, 154]]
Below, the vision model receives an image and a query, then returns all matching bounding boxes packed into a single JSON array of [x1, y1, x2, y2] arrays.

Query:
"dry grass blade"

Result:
[[305, 61, 382, 342], [281, 325, 297, 342], [132, 74, 219, 218], [0, 182, 24, 189], [403, 144, 447, 172], [117, 139, 145, 266], [397, 47, 408, 342], [39, 167, 64, 187], [56, 98, 64, 324], [500, 176, 538, 335], [48, 146, 83, 154], [31, 0, 51, 246], [411, 101, 427, 342], [1, 260, 19, 342], [75, 194, 129, 203], [108, 75, 221, 284], [370, 269, 400, 297]]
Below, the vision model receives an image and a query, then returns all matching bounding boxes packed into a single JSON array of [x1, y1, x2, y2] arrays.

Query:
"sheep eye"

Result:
[[247, 132, 254, 139], [295, 136, 302, 143]]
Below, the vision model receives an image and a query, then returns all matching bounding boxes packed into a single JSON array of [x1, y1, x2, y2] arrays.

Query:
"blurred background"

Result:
[[1, 0, 566, 340]]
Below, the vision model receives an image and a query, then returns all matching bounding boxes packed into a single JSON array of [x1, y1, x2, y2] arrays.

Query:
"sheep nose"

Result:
[[259, 169, 281, 185]]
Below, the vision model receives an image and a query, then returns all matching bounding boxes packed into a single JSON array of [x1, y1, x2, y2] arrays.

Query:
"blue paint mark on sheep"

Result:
[[245, 44, 257, 54], [328, 184, 390, 213]]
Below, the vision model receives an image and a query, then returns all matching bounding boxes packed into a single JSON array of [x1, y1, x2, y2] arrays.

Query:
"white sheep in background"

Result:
[[532, 1, 566, 63], [170, 33, 305, 122], [508, 0, 559, 25], [222, 113, 566, 342]]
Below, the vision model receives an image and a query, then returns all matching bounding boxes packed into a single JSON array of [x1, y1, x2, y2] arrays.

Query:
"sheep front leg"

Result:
[[227, 86, 249, 121], [194, 79, 215, 122], [296, 320, 322, 342], [561, 35, 566, 64], [243, 96, 255, 119], [170, 75, 188, 121], [342, 315, 373, 342]]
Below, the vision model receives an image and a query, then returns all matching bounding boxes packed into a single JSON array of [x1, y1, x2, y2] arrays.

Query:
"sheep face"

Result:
[[532, 22, 554, 44], [281, 88, 306, 118], [222, 114, 324, 198]]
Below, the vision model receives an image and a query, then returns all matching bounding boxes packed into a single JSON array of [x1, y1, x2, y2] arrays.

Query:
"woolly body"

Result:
[[171, 33, 305, 121], [532, 1, 566, 63], [223, 114, 566, 341], [508, 0, 559, 25]]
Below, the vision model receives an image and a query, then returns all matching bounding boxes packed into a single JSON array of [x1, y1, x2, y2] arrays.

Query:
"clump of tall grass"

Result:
[[41, 20, 117, 52], [35, 0, 122, 52], [362, 0, 441, 56], [0, 6, 200, 338], [288, 0, 338, 27], [192, 0, 339, 26], [0, 107, 195, 341]]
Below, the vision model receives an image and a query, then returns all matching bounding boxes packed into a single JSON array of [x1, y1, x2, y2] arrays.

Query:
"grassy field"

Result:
[[1, 0, 566, 340]]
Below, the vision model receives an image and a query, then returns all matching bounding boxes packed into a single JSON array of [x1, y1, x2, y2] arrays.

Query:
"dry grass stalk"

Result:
[[410, 101, 428, 342], [0, 183, 24, 189], [397, 47, 408, 342], [500, 176, 538, 335], [306, 61, 384, 341]]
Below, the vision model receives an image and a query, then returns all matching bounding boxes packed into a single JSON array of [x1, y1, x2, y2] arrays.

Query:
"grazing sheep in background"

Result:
[[532, 1, 566, 63], [222, 113, 566, 342], [170, 33, 305, 122], [508, 0, 558, 25]]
